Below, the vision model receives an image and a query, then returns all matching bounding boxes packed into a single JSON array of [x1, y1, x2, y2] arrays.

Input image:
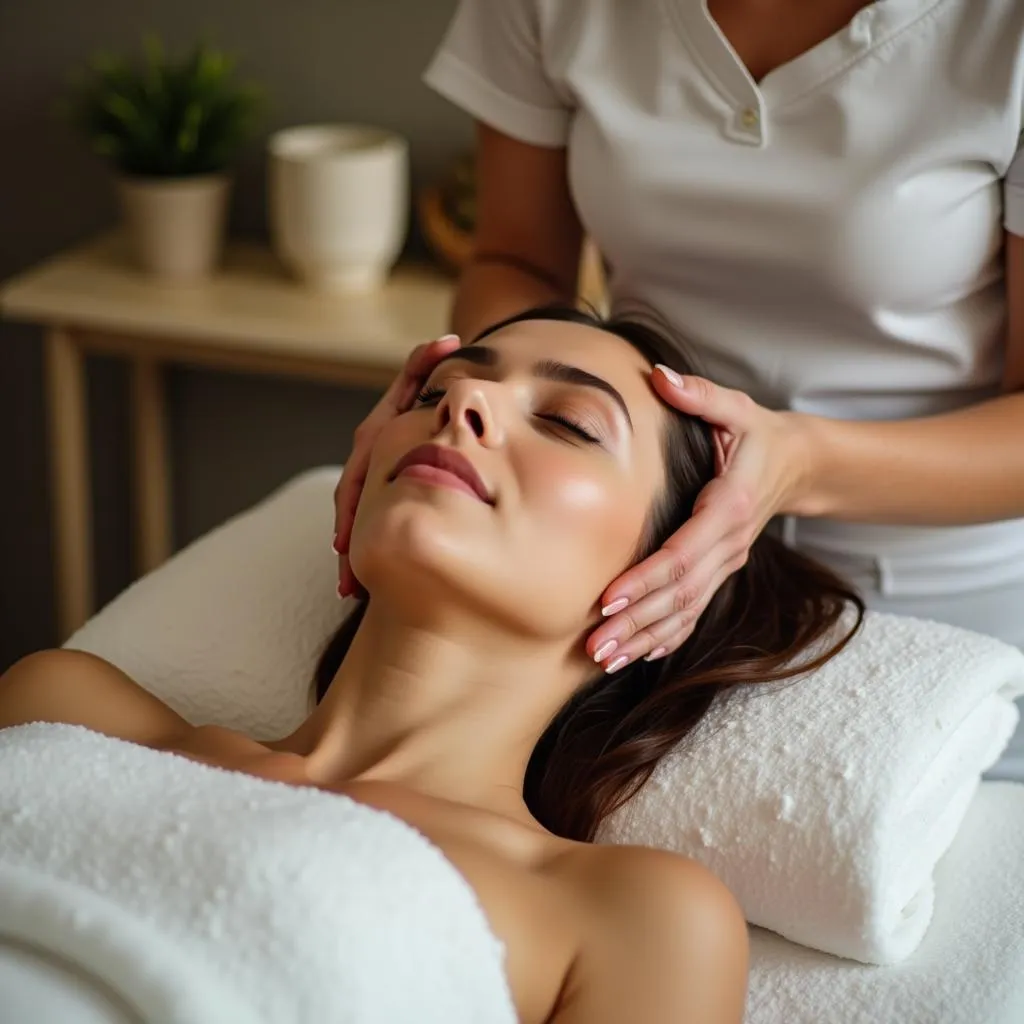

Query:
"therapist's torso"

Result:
[[425, 0, 1024, 609], [554, 0, 1022, 421]]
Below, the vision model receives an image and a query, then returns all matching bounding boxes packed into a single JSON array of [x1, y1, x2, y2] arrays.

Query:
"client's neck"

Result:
[[279, 597, 585, 823]]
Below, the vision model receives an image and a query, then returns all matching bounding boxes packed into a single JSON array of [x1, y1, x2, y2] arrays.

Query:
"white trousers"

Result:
[[776, 516, 1024, 783]]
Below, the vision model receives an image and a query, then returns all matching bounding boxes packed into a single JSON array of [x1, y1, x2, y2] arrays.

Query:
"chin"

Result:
[[351, 498, 483, 602], [349, 506, 581, 640]]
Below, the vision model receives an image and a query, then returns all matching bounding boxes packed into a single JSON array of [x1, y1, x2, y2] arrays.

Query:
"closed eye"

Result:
[[415, 384, 446, 406], [537, 413, 600, 444]]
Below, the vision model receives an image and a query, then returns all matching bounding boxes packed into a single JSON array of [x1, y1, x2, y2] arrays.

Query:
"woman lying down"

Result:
[[0, 308, 863, 1023]]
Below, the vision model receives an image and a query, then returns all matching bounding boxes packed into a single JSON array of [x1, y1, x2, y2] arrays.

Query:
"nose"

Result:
[[434, 379, 505, 448]]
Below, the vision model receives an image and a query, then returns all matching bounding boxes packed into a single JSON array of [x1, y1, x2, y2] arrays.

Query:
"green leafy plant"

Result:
[[66, 36, 264, 178]]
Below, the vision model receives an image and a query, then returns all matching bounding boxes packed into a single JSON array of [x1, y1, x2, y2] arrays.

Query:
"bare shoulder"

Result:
[[0, 648, 188, 745], [553, 844, 749, 1024]]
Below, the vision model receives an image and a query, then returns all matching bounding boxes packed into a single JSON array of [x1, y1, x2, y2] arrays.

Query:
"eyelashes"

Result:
[[415, 384, 446, 405], [537, 413, 601, 444], [414, 385, 601, 444]]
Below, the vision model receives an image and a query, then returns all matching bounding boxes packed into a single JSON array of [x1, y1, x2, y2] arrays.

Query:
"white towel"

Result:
[[0, 723, 517, 1024], [744, 782, 1024, 1024], [599, 609, 1024, 965]]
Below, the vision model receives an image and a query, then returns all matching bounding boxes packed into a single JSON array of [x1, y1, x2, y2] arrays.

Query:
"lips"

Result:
[[388, 444, 494, 504]]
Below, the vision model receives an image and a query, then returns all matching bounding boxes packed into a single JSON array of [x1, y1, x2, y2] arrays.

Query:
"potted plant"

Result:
[[66, 37, 263, 281]]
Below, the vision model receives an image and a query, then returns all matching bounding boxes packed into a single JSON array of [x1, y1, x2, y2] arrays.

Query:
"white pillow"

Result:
[[66, 468, 1024, 966], [67, 468, 343, 740]]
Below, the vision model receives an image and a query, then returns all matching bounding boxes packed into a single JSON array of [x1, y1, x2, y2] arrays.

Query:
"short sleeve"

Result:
[[423, 0, 571, 148], [1005, 136, 1024, 236]]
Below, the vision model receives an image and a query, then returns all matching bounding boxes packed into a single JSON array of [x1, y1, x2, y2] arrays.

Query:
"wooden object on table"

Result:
[[0, 233, 455, 640], [418, 183, 608, 311], [417, 184, 475, 270], [577, 237, 609, 315]]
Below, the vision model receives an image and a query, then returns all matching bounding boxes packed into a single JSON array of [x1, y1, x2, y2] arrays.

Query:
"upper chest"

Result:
[[544, 0, 1024, 305], [345, 780, 581, 1021], [164, 728, 582, 1024], [706, 0, 877, 83], [539, 0, 1023, 155]]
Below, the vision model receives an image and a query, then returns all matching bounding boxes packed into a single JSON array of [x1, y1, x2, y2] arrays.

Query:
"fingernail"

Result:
[[655, 364, 684, 388], [331, 533, 342, 554], [593, 640, 618, 663], [601, 597, 629, 617], [605, 655, 629, 674], [644, 646, 667, 662], [336, 581, 346, 600], [438, 333, 460, 343]]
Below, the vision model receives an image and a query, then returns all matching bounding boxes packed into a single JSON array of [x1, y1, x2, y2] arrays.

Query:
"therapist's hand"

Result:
[[587, 367, 812, 670], [333, 333, 462, 597]]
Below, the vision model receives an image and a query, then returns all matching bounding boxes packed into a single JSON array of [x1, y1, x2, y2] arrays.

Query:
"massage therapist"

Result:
[[334, 0, 1024, 780]]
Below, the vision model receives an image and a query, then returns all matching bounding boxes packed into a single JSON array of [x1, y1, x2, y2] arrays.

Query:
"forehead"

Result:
[[479, 318, 663, 423]]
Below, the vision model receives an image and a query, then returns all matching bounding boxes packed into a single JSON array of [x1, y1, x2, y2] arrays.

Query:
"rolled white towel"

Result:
[[600, 609, 1024, 964], [743, 782, 1024, 1024], [0, 723, 517, 1024]]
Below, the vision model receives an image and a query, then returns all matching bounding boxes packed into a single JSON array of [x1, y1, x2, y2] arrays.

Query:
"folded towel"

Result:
[[0, 723, 517, 1024], [744, 782, 1024, 1024], [599, 609, 1024, 964]]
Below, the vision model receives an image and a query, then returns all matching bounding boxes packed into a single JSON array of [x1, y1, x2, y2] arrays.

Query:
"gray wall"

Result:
[[0, 0, 469, 670]]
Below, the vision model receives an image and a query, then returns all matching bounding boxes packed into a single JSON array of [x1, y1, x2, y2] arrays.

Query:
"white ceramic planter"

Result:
[[118, 174, 231, 282], [268, 124, 409, 292]]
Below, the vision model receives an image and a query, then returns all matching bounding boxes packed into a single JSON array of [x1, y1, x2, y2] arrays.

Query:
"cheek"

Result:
[[521, 456, 648, 574]]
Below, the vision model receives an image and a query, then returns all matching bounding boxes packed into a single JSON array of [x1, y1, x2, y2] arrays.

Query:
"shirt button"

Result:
[[741, 108, 759, 128]]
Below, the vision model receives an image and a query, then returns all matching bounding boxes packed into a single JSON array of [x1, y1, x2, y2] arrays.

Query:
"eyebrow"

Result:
[[433, 345, 634, 430]]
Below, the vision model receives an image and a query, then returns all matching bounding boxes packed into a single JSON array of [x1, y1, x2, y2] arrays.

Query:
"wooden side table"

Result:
[[0, 234, 453, 640]]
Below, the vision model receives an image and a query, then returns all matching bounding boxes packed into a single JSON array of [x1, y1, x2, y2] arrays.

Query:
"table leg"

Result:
[[130, 356, 172, 575], [44, 327, 93, 640]]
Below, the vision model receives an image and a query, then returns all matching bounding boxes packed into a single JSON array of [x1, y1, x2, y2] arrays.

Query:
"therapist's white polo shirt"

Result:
[[425, 0, 1024, 607]]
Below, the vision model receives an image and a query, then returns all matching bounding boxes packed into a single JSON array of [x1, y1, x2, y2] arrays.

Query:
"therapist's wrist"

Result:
[[778, 411, 839, 519]]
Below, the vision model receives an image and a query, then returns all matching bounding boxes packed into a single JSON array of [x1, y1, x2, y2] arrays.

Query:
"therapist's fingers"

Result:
[[333, 444, 372, 595], [333, 334, 461, 542], [588, 576, 708, 669], [333, 334, 461, 596], [595, 482, 746, 623], [587, 533, 733, 666], [588, 479, 753, 664], [652, 366, 756, 433], [598, 550, 747, 669], [376, 334, 463, 422]]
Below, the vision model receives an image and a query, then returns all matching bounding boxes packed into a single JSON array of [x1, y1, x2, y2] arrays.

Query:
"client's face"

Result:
[[349, 319, 667, 639]]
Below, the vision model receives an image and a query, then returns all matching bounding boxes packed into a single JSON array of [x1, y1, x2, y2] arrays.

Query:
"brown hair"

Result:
[[314, 307, 864, 841]]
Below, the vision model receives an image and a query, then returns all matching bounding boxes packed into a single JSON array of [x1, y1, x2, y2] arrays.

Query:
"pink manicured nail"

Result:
[[605, 655, 629, 674], [593, 640, 618, 663], [655, 364, 684, 388], [438, 333, 460, 343], [601, 597, 629, 617], [644, 646, 667, 662], [331, 533, 342, 554]]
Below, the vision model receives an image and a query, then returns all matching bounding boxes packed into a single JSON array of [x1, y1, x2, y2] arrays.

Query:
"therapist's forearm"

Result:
[[795, 390, 1024, 525], [450, 256, 574, 342]]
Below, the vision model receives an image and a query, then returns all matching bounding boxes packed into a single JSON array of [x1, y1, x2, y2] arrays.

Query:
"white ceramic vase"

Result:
[[117, 174, 231, 282], [268, 124, 409, 292]]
